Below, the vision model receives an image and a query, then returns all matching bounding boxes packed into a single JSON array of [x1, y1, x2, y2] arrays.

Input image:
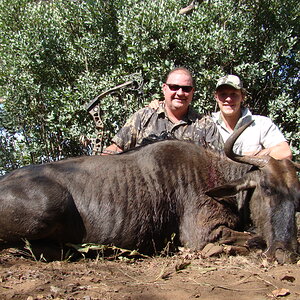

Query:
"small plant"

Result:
[[23, 239, 47, 262], [66, 243, 149, 261], [160, 233, 177, 256]]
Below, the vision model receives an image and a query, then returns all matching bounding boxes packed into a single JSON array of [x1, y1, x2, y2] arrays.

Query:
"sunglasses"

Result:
[[166, 84, 193, 93]]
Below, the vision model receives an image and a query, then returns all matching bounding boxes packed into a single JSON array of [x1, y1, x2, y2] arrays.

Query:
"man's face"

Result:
[[162, 71, 194, 112], [214, 85, 244, 117]]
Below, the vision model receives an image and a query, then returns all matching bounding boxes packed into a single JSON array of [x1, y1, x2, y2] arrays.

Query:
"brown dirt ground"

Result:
[[1, 214, 299, 300], [0, 246, 300, 300]]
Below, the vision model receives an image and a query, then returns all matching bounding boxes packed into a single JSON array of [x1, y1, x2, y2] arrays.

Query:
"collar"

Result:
[[235, 108, 253, 129], [212, 108, 253, 130], [158, 105, 200, 123]]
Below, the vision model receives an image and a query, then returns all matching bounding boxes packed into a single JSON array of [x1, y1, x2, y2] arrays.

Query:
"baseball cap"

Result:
[[216, 75, 243, 90]]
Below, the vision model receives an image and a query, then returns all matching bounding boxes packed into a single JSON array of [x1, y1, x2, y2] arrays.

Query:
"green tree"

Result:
[[0, 0, 299, 173]]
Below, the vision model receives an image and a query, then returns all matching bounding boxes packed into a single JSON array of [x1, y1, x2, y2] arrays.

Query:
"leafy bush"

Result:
[[0, 0, 299, 172]]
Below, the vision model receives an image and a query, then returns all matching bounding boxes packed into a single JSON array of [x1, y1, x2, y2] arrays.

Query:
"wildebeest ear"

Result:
[[205, 178, 257, 198]]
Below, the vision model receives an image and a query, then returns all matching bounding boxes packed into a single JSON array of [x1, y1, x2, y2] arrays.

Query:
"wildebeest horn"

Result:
[[224, 120, 270, 168]]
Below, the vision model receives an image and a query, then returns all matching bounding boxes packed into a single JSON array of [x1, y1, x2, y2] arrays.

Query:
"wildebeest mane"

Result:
[[120, 131, 226, 156]]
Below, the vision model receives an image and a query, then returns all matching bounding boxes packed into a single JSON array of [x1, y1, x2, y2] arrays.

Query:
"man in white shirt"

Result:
[[212, 75, 292, 159]]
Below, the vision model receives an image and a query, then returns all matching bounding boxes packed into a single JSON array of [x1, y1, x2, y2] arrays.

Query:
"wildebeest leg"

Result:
[[201, 227, 262, 257], [0, 177, 85, 245], [179, 194, 245, 249], [207, 227, 275, 257], [216, 226, 254, 246]]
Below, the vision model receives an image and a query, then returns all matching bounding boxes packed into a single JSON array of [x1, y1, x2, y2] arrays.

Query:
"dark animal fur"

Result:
[[0, 140, 299, 261]]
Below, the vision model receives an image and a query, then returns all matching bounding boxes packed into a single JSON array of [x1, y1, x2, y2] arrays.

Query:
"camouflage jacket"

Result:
[[112, 106, 224, 151]]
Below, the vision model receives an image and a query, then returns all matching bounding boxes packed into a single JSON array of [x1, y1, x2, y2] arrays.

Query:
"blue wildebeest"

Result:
[[0, 123, 299, 262]]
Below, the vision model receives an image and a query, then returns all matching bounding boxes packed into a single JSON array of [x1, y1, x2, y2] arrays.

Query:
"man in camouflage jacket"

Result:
[[102, 67, 223, 154]]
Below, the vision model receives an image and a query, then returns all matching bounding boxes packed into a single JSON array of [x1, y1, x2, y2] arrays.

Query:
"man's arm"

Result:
[[244, 141, 292, 160], [249, 116, 293, 160], [101, 107, 154, 155], [257, 141, 292, 160]]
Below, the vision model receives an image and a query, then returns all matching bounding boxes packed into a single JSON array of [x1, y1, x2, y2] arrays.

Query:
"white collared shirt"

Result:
[[211, 108, 287, 155]]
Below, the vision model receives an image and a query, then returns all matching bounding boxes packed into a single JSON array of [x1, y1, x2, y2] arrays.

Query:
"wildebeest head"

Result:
[[206, 121, 300, 263]]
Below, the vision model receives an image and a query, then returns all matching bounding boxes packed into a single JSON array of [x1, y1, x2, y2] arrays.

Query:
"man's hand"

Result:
[[101, 143, 123, 155]]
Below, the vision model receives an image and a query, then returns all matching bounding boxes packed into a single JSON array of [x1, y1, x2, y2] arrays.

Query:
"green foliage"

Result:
[[67, 242, 149, 260], [0, 0, 299, 172]]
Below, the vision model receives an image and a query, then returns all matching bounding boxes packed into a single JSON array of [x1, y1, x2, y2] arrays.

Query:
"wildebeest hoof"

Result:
[[263, 248, 299, 264], [201, 243, 223, 258], [274, 249, 298, 264], [223, 245, 250, 256], [218, 228, 253, 247]]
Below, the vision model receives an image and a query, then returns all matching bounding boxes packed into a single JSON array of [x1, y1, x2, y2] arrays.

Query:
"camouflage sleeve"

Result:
[[111, 112, 140, 150], [111, 108, 155, 151]]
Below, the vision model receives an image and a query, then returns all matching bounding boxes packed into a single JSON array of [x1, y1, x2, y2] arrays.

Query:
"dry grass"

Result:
[[1, 246, 300, 300]]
